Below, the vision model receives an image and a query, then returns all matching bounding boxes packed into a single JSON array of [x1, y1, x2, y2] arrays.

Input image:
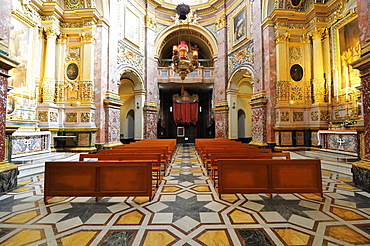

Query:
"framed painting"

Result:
[[233, 9, 246, 45], [125, 8, 140, 46], [66, 62, 79, 81], [177, 127, 185, 137], [7, 97, 16, 115], [290, 64, 303, 81]]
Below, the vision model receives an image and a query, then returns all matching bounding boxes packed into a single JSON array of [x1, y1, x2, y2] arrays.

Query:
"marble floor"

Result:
[[1, 144, 370, 245]]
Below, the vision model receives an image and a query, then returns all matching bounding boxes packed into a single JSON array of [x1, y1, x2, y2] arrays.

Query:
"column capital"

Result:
[[81, 31, 95, 43], [275, 32, 290, 44], [56, 33, 67, 44], [301, 33, 311, 44], [216, 15, 227, 30], [44, 26, 57, 39], [309, 27, 326, 40]]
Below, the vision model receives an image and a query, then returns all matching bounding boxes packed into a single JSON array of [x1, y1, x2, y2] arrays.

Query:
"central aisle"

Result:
[[1, 144, 370, 245]]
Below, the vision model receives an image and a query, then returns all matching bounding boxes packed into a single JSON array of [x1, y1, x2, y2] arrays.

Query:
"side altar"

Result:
[[317, 130, 358, 156]]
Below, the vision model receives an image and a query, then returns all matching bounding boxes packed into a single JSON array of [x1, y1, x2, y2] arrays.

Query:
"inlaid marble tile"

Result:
[[162, 186, 181, 192], [60, 231, 97, 246], [152, 213, 173, 223], [192, 186, 210, 192], [0, 229, 44, 245], [101, 231, 135, 246], [274, 228, 311, 245], [116, 211, 143, 225], [221, 194, 240, 203], [331, 207, 365, 220], [326, 225, 370, 244], [56, 217, 83, 232], [85, 213, 111, 224], [229, 209, 255, 223], [178, 191, 195, 199], [237, 229, 273, 246], [142, 230, 177, 245], [196, 230, 230, 245], [199, 212, 221, 223], [4, 210, 38, 223], [173, 215, 200, 232]]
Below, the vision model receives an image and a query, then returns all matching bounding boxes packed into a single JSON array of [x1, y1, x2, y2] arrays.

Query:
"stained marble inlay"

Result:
[[101, 231, 135, 246], [238, 229, 272, 246]]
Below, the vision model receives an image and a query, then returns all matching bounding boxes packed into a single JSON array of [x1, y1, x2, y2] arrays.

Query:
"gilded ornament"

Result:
[[289, 47, 302, 64], [81, 32, 95, 43], [146, 16, 157, 29], [293, 112, 304, 121], [49, 112, 58, 122], [216, 15, 227, 29], [66, 113, 77, 122], [81, 112, 90, 122], [38, 111, 48, 122], [311, 111, 319, 121], [44, 26, 57, 39], [280, 112, 290, 122], [275, 32, 290, 44]]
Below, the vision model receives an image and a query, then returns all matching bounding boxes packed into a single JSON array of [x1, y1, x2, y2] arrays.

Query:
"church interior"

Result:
[[0, 0, 370, 245]]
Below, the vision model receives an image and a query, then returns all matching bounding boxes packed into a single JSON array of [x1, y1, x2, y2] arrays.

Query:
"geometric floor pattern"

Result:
[[1, 144, 370, 245]]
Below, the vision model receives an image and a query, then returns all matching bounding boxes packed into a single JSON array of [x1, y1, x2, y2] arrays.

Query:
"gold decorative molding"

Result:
[[275, 32, 290, 44], [146, 15, 157, 30], [216, 15, 226, 29], [44, 26, 57, 39], [309, 27, 326, 40], [81, 31, 95, 43], [301, 33, 311, 44], [57, 33, 67, 44]]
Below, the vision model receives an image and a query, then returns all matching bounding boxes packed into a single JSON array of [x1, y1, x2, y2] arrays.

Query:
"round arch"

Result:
[[116, 64, 145, 90], [228, 65, 255, 90], [155, 24, 218, 60]]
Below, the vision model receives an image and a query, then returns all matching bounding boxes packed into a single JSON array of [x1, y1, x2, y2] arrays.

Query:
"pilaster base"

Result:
[[0, 163, 18, 194], [352, 160, 370, 192]]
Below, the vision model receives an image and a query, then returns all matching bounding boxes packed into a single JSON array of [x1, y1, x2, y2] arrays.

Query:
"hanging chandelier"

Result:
[[172, 4, 199, 80]]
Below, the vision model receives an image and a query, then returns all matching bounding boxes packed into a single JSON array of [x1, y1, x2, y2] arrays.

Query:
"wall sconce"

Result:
[[136, 102, 140, 109], [232, 102, 236, 109]]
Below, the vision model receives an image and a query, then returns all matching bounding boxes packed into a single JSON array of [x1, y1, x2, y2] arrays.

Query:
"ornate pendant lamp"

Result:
[[172, 4, 199, 80]]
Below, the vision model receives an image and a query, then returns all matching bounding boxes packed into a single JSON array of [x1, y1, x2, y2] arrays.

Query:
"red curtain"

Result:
[[173, 102, 198, 125]]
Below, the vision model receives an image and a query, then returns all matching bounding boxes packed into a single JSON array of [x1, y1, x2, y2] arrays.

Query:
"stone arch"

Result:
[[227, 66, 254, 140]]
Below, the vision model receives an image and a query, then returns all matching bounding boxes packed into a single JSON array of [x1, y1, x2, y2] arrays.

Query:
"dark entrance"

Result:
[[157, 84, 215, 143]]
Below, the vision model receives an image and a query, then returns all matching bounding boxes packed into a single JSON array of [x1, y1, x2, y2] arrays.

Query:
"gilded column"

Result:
[[42, 27, 57, 103], [301, 34, 312, 103], [310, 27, 326, 103], [81, 31, 95, 103], [275, 32, 290, 103], [55, 33, 67, 103]]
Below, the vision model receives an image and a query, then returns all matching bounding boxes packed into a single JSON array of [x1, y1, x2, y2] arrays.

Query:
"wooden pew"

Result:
[[217, 159, 322, 197], [79, 153, 163, 187], [209, 152, 291, 185], [44, 160, 154, 203]]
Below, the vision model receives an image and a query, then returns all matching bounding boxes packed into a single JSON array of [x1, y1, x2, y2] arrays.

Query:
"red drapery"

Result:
[[173, 102, 198, 125]]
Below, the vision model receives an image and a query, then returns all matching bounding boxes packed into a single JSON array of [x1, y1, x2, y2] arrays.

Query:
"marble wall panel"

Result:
[[311, 131, 319, 146], [144, 111, 158, 139], [0, 0, 12, 45], [361, 68, 370, 159], [106, 107, 120, 143], [214, 28, 227, 102], [215, 110, 228, 138], [0, 71, 7, 162], [251, 107, 266, 144], [280, 132, 292, 145], [296, 131, 305, 145]]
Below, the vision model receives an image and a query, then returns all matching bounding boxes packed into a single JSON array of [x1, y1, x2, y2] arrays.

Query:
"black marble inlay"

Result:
[[56, 203, 117, 223], [0, 168, 18, 194], [0, 229, 12, 237], [101, 231, 135, 246], [0, 196, 27, 212], [238, 229, 272, 246], [357, 224, 370, 234], [159, 195, 214, 222], [175, 173, 203, 183], [339, 193, 370, 208], [352, 166, 370, 192], [254, 195, 315, 220]]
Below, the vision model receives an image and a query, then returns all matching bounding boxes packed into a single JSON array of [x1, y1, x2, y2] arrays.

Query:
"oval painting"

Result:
[[66, 63, 79, 81], [290, 64, 303, 81]]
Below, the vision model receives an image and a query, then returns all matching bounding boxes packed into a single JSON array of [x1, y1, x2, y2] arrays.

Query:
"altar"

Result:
[[317, 130, 358, 155]]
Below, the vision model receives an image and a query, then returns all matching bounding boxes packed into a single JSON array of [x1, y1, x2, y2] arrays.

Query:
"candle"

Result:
[[192, 50, 198, 58], [173, 45, 178, 52]]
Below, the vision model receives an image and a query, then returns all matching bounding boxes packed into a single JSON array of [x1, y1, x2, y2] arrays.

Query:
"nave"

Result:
[[1, 145, 370, 245]]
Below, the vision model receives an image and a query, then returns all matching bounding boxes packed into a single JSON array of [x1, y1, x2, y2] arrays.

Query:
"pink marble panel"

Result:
[[252, 0, 263, 93], [252, 107, 267, 144], [263, 26, 277, 143], [361, 67, 370, 159], [214, 28, 227, 102], [0, 0, 12, 46], [144, 111, 158, 139], [146, 29, 158, 103], [215, 110, 228, 138], [0, 70, 8, 162], [105, 107, 120, 143], [357, 0, 370, 46]]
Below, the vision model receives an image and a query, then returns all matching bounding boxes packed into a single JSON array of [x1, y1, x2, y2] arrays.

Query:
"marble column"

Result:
[[144, 14, 158, 139], [55, 33, 67, 103], [214, 14, 228, 138], [0, 0, 20, 192], [301, 34, 312, 104], [103, 92, 123, 147], [310, 27, 326, 104], [350, 0, 370, 190]]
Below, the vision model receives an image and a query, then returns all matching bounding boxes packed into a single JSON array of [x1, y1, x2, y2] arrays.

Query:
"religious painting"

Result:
[[290, 64, 303, 81], [288, 0, 303, 8], [280, 132, 292, 145], [8, 17, 31, 88], [66, 62, 79, 81], [125, 8, 140, 46], [338, 18, 360, 90], [233, 9, 246, 45], [177, 127, 185, 137], [7, 97, 15, 115]]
